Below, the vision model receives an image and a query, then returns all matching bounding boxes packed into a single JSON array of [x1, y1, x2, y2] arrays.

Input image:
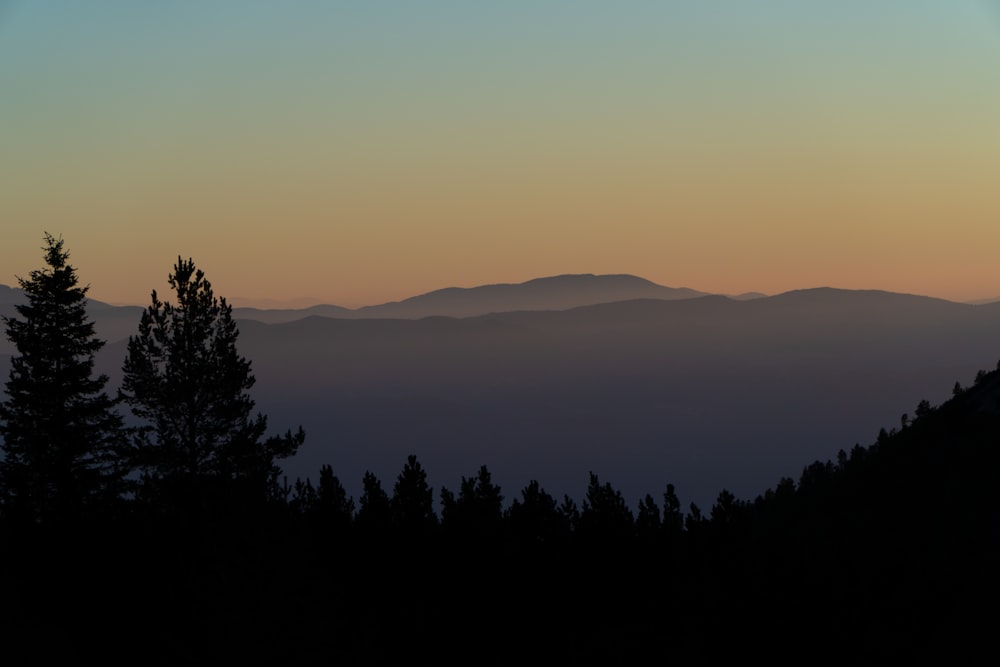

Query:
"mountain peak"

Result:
[[521, 273, 660, 287], [353, 274, 708, 319]]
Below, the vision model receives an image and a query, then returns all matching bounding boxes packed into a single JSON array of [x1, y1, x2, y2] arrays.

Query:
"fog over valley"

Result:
[[3, 275, 999, 510]]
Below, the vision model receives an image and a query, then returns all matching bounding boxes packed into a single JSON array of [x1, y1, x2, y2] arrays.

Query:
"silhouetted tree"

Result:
[[290, 464, 355, 531], [798, 461, 834, 494], [835, 449, 849, 473], [559, 494, 580, 533], [119, 257, 303, 508], [662, 483, 684, 537], [849, 444, 867, 465], [316, 463, 354, 532], [710, 489, 741, 526], [0, 234, 128, 524], [774, 476, 796, 498], [579, 472, 634, 541], [758, 477, 796, 513], [390, 455, 437, 535], [635, 493, 661, 540], [685, 503, 704, 533], [288, 477, 318, 515], [505, 480, 567, 545], [355, 470, 391, 535], [440, 464, 503, 540]]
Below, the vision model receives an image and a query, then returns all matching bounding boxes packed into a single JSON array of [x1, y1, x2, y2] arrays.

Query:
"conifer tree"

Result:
[[0, 233, 127, 523], [119, 257, 303, 504], [506, 480, 567, 544], [390, 454, 437, 535], [662, 483, 684, 536], [356, 470, 391, 534], [315, 463, 354, 531], [635, 493, 661, 539], [558, 494, 580, 532], [579, 472, 634, 540], [440, 464, 503, 539]]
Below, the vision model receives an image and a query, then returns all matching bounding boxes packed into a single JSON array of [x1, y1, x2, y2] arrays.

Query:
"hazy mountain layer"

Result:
[[2, 280, 999, 511], [223, 274, 710, 323], [227, 291, 1000, 510], [1, 273, 708, 329], [349, 274, 708, 319]]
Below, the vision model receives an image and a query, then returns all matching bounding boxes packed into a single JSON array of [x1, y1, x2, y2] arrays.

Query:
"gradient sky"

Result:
[[2, 1, 999, 307]]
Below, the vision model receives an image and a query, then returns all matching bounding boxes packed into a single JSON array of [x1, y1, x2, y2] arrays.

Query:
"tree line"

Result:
[[1, 234, 996, 664], [0, 233, 776, 539], [1, 234, 996, 540]]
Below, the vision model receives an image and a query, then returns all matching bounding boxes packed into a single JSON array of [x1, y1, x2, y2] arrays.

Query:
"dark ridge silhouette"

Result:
[[1, 241, 996, 663], [3, 360, 996, 663], [5, 241, 999, 665]]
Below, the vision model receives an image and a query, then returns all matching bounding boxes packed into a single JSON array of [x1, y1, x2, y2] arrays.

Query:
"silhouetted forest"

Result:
[[1, 236, 997, 664]]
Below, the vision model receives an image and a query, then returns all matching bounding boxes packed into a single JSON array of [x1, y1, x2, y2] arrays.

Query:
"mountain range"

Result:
[[2, 274, 999, 510], [227, 274, 724, 323], [0, 273, 726, 336]]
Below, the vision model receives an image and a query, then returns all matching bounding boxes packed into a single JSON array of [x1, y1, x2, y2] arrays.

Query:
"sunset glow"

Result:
[[3, 2, 999, 306]]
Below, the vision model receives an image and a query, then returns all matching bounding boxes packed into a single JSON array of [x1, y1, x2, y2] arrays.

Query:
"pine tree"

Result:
[[119, 257, 303, 507], [558, 494, 580, 532], [505, 480, 568, 545], [662, 483, 684, 536], [0, 233, 127, 524], [390, 454, 437, 535], [356, 470, 391, 534], [579, 471, 634, 540], [440, 464, 503, 539], [315, 463, 354, 531], [635, 493, 661, 540]]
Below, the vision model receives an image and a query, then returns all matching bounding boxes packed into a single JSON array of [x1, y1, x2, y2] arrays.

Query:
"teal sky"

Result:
[[2, 2, 999, 306]]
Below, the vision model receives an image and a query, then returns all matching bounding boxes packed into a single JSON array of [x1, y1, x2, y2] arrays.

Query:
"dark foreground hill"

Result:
[[1, 363, 996, 664]]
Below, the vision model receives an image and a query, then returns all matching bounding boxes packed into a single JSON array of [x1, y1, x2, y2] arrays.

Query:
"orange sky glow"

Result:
[[2, 2, 999, 307]]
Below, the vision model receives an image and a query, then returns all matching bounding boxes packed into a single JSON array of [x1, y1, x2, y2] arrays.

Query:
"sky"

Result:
[[2, 1, 1000, 307]]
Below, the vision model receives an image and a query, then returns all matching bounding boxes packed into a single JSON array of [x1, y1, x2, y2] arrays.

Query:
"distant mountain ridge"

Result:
[[2, 273, 997, 335], [350, 273, 708, 319], [0, 284, 24, 305], [5, 274, 998, 321], [3, 281, 1000, 511], [966, 295, 1000, 305], [10, 271, 1000, 324], [195, 274, 711, 323], [2, 272, 996, 334], [0, 274, 717, 325]]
